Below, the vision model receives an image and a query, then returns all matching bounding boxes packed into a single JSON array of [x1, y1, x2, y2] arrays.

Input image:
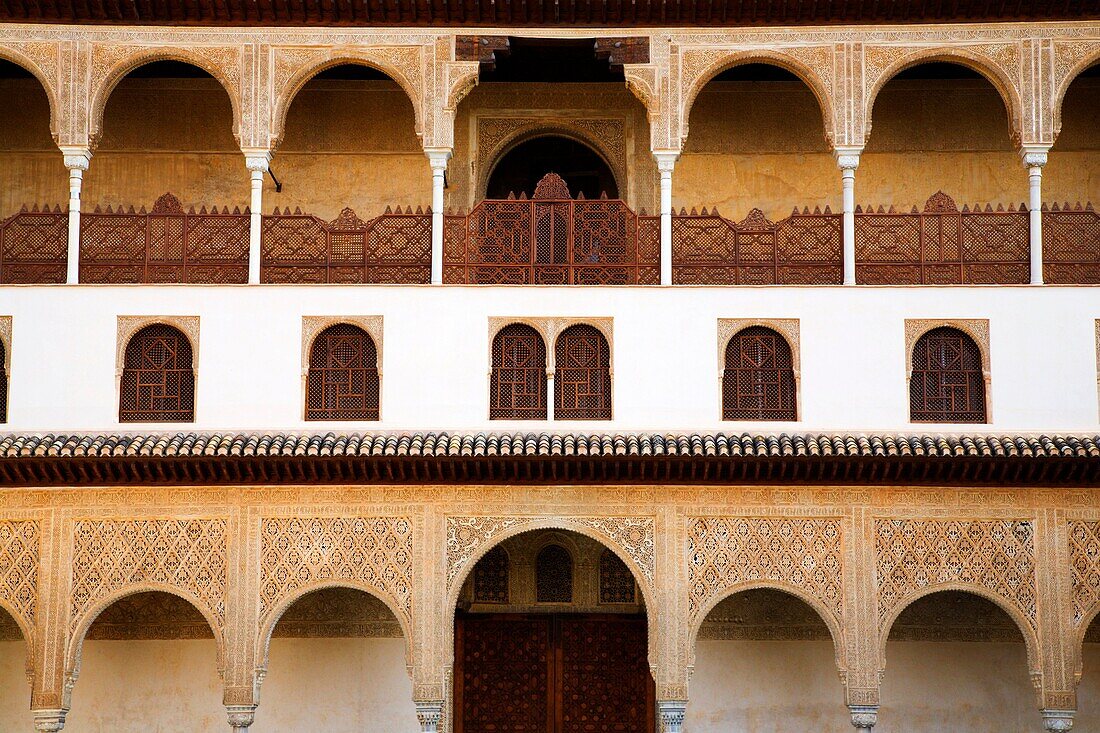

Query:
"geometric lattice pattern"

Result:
[[554, 325, 612, 420], [119, 324, 196, 423], [599, 549, 637, 604], [473, 546, 509, 604], [722, 326, 797, 421], [0, 520, 38, 628], [306, 324, 380, 421], [490, 324, 547, 420], [70, 519, 227, 631], [686, 517, 843, 620], [535, 544, 574, 603], [875, 519, 1036, 628], [0, 206, 67, 284], [909, 327, 986, 423], [1069, 521, 1100, 625], [1042, 206, 1100, 284], [259, 517, 413, 619]]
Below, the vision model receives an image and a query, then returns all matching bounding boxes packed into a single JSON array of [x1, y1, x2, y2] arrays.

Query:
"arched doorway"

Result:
[[687, 588, 847, 732], [879, 590, 1035, 732], [0, 605, 31, 731], [454, 529, 654, 733], [256, 586, 416, 732], [486, 136, 619, 200]]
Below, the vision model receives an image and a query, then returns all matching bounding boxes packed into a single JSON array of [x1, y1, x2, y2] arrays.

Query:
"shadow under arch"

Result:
[[480, 128, 624, 202], [1053, 55, 1100, 140], [681, 52, 836, 147], [444, 518, 658, 671], [878, 584, 1041, 679], [864, 50, 1023, 146], [687, 580, 847, 674], [1072, 601, 1100, 686], [255, 578, 415, 681], [272, 57, 423, 150], [64, 584, 226, 701], [0, 599, 34, 684], [89, 50, 242, 147], [0, 50, 60, 141]]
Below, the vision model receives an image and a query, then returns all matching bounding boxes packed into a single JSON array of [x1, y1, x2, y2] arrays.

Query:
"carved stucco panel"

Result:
[[0, 520, 39, 635], [1052, 40, 1100, 137], [1069, 520, 1100, 627]]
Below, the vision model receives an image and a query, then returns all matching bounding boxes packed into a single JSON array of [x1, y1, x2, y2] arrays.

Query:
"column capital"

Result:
[[848, 704, 878, 730], [656, 700, 687, 733], [58, 146, 91, 171], [226, 704, 257, 730], [653, 150, 679, 172], [1020, 144, 1051, 169], [32, 709, 67, 733], [1042, 709, 1075, 732], [242, 149, 271, 172], [415, 700, 445, 733], [833, 146, 863, 170], [425, 147, 453, 169]]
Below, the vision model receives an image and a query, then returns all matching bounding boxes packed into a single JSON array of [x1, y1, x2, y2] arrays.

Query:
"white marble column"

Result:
[[425, 148, 452, 285], [226, 704, 256, 732], [834, 147, 862, 285], [657, 700, 686, 733], [415, 700, 444, 733], [849, 704, 877, 730], [653, 151, 679, 286], [243, 150, 271, 284], [59, 147, 91, 285], [1042, 709, 1075, 732], [1021, 146, 1050, 285], [31, 709, 67, 732]]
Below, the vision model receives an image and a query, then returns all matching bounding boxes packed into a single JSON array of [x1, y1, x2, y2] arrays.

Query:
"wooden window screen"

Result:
[[536, 544, 573, 603], [119, 324, 195, 423], [599, 550, 637, 604], [490, 324, 547, 420], [723, 326, 797, 421], [473, 546, 509, 604], [910, 326, 987, 423], [554, 325, 612, 420], [0, 339, 6, 423], [306, 324, 380, 421]]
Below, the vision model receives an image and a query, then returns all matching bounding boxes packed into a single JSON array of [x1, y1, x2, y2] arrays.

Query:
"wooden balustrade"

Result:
[[1042, 203, 1100, 284], [0, 205, 67, 284]]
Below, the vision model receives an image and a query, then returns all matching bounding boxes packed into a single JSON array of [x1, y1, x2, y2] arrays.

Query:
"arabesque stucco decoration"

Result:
[[0, 520, 38, 634]]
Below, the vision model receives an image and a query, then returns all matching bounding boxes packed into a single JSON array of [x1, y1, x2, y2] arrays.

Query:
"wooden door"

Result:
[[455, 614, 654, 733]]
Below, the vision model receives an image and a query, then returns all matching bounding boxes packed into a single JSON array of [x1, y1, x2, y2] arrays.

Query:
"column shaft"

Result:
[[243, 151, 271, 285], [425, 148, 451, 285], [59, 148, 91, 285], [653, 152, 678, 286], [1020, 147, 1049, 285], [834, 148, 861, 286]]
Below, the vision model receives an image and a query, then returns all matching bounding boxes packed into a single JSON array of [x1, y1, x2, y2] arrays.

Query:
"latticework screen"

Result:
[[909, 326, 987, 423], [0, 339, 7, 423], [722, 326, 797, 421], [473, 546, 509, 604], [0, 207, 67, 283], [119, 324, 195, 423], [306, 324, 380, 421], [554, 325, 612, 420], [599, 550, 637, 604], [490, 324, 547, 420], [535, 544, 573, 603]]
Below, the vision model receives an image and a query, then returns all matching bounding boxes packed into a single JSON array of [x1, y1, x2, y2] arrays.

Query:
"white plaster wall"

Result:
[[0, 640, 32, 732], [0, 285, 1097, 433], [64, 640, 224, 732], [687, 640, 850, 733], [878, 642, 1035, 733], [255, 637, 418, 733]]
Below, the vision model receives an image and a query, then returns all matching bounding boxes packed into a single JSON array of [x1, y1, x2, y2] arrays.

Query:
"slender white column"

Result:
[[657, 700, 686, 733], [834, 147, 862, 285], [1042, 709, 1075, 732], [653, 151, 679, 285], [32, 709, 67, 732], [243, 150, 271, 285], [415, 701, 444, 733], [849, 704, 878, 730], [1021, 146, 1050, 285], [226, 704, 256, 732], [59, 147, 91, 285], [425, 148, 452, 285]]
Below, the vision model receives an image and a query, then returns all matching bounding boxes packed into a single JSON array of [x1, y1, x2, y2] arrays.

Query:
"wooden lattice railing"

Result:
[[672, 206, 843, 284], [261, 206, 431, 284], [855, 192, 1030, 284], [443, 173, 660, 285], [0, 205, 67, 284], [1043, 203, 1100, 284], [80, 193, 249, 284]]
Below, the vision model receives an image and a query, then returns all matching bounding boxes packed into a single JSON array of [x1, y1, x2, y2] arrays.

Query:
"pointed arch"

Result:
[[1054, 52, 1100, 140], [864, 49, 1023, 146], [0, 48, 60, 141], [88, 48, 242, 147], [119, 323, 196, 423]]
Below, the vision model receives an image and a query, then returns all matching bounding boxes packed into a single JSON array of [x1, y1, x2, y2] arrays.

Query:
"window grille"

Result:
[[910, 326, 987, 423], [306, 324, 380, 421], [722, 326, 797, 421], [535, 544, 573, 603], [554, 325, 612, 420], [0, 339, 6, 423], [490, 324, 547, 420], [599, 550, 637, 604], [119, 324, 195, 423], [473, 546, 509, 604]]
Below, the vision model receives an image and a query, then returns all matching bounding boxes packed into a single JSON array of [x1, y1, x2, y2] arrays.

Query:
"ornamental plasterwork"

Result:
[[487, 317, 614, 372], [116, 315, 200, 378], [1053, 41, 1100, 137], [301, 316, 384, 373], [0, 520, 39, 636], [903, 318, 991, 377], [1069, 521, 1100, 628], [716, 319, 800, 376]]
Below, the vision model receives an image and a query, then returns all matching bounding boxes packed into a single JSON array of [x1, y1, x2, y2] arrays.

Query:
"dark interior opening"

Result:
[[712, 63, 801, 82], [480, 38, 624, 83], [486, 135, 618, 200], [123, 60, 214, 78], [313, 64, 393, 81], [893, 62, 985, 80], [0, 59, 33, 78]]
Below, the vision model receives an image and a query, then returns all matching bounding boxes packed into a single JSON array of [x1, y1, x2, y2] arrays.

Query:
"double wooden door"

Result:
[[455, 613, 655, 733]]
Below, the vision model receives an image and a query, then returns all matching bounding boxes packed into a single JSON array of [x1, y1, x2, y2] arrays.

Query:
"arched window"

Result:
[[306, 324, 380, 421], [0, 337, 7, 423], [119, 324, 194, 422], [554, 325, 612, 420], [723, 326, 797, 421], [910, 326, 987, 423], [535, 544, 573, 603], [490, 324, 547, 420], [473, 547, 509, 604], [599, 550, 637, 604]]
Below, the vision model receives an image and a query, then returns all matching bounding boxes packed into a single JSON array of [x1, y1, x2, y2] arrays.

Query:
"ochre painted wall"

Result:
[[1076, 643, 1100, 731], [0, 640, 32, 732], [0, 79, 67, 216]]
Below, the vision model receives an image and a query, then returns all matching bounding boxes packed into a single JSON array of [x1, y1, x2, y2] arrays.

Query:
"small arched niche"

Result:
[[486, 135, 620, 200], [687, 588, 846, 732], [880, 590, 1034, 732], [256, 587, 416, 733]]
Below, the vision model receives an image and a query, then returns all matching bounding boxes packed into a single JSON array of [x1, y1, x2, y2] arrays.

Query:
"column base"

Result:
[[848, 704, 877, 730], [32, 709, 67, 733], [1042, 709, 1075, 732]]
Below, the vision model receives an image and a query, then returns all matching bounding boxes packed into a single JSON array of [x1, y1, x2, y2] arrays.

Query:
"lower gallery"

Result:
[[0, 443, 1098, 733]]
